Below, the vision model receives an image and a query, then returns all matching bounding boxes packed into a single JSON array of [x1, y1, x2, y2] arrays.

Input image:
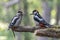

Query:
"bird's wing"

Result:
[[34, 16, 50, 25], [9, 17, 19, 27], [34, 16, 43, 22]]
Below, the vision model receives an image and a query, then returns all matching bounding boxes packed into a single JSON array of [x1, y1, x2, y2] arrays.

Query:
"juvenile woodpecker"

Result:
[[30, 10, 51, 28], [8, 10, 23, 37], [9, 10, 23, 28]]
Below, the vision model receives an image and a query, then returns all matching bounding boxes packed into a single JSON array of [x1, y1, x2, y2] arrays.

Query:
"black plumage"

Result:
[[9, 10, 23, 28], [8, 10, 23, 37], [31, 10, 51, 28]]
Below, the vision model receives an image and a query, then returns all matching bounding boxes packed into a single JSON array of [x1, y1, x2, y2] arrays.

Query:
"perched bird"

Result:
[[30, 10, 51, 28], [8, 10, 23, 37], [9, 10, 23, 28]]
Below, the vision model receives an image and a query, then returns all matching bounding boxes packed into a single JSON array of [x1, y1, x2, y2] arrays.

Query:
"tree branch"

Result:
[[6, 0, 19, 7], [11, 25, 60, 38], [1, 0, 19, 8], [11, 26, 40, 32], [35, 28, 60, 38]]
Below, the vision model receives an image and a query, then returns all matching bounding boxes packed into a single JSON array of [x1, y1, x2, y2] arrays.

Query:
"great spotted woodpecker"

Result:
[[9, 10, 23, 28], [8, 10, 23, 37], [30, 10, 51, 28]]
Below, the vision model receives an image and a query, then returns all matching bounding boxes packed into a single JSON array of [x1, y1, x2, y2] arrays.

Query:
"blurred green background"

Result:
[[0, 0, 60, 40]]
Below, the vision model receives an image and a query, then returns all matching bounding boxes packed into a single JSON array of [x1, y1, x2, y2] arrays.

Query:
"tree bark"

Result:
[[23, 0, 33, 40], [14, 0, 23, 40], [56, 0, 60, 25], [1, 0, 19, 8], [35, 28, 60, 38], [42, 1, 51, 23], [4, 0, 19, 7], [55, 0, 60, 40], [12, 26, 40, 32], [38, 0, 52, 40], [11, 26, 60, 38]]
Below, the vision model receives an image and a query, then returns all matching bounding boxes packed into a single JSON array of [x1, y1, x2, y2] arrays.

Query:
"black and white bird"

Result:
[[8, 10, 23, 37], [30, 10, 51, 28], [9, 10, 23, 28]]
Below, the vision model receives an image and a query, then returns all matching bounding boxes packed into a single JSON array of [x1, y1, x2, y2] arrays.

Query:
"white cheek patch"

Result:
[[34, 12, 37, 15]]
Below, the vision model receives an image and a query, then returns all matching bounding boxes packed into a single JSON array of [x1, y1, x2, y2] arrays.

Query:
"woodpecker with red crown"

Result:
[[30, 10, 52, 28]]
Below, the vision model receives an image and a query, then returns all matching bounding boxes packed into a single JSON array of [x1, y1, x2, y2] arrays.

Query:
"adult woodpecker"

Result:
[[30, 10, 51, 28], [8, 10, 23, 37]]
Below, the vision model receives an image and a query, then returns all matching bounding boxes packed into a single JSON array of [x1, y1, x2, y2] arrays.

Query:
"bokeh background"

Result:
[[0, 0, 60, 40]]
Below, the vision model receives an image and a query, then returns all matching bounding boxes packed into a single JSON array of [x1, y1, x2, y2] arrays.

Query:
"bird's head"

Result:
[[16, 10, 23, 16], [30, 10, 39, 15]]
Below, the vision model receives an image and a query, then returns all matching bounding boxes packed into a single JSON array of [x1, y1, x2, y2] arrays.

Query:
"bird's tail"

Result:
[[8, 26, 15, 37], [45, 24, 52, 28], [12, 30, 15, 37]]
